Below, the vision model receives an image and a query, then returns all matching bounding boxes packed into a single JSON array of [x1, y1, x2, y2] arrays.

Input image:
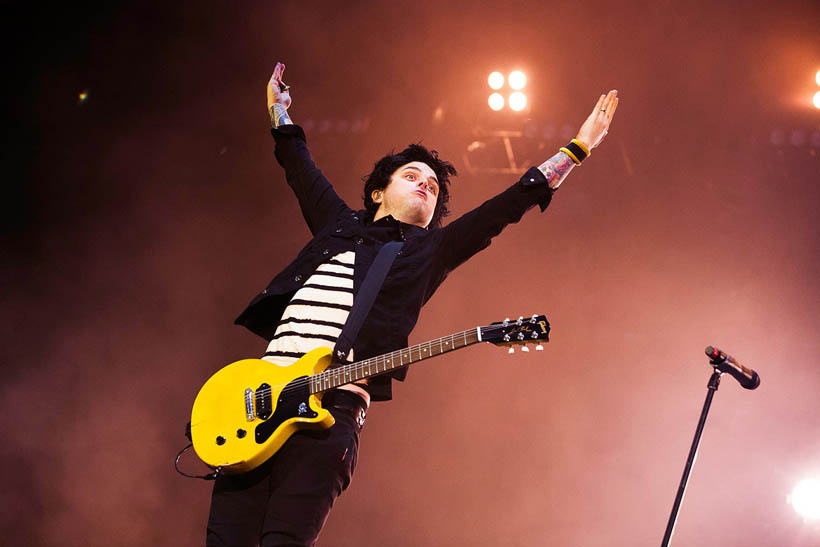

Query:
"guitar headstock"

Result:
[[481, 315, 550, 352]]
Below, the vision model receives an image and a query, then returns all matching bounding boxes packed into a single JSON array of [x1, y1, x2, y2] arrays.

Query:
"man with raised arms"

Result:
[[205, 62, 619, 546]]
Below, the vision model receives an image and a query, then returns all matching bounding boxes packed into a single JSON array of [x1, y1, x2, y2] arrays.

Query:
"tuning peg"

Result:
[[503, 318, 510, 326], [521, 345, 529, 352], [535, 344, 544, 351], [530, 331, 539, 339], [503, 334, 511, 342], [517, 332, 525, 340], [530, 315, 537, 323], [516, 316, 523, 325], [508, 347, 515, 354]]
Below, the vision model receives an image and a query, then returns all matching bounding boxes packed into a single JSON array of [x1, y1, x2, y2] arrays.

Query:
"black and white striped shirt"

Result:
[[262, 251, 354, 366]]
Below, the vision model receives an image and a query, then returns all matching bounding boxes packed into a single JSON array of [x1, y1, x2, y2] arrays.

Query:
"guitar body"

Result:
[[190, 347, 335, 474]]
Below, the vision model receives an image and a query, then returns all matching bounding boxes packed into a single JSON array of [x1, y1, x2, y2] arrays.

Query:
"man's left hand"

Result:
[[575, 90, 619, 150]]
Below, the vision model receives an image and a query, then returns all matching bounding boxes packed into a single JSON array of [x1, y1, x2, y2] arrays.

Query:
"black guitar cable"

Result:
[[174, 422, 222, 480], [175, 444, 222, 480]]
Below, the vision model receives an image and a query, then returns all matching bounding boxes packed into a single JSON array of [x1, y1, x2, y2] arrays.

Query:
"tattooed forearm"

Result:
[[270, 103, 293, 129], [538, 151, 576, 189]]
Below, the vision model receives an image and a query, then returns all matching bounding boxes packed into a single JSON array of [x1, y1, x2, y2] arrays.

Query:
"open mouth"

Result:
[[413, 190, 427, 200]]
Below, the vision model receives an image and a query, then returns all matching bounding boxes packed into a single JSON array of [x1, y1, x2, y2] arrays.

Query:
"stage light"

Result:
[[790, 478, 820, 520], [813, 90, 820, 110], [488, 72, 504, 90], [509, 71, 526, 90], [488, 93, 505, 111], [816, 69, 820, 86], [509, 92, 527, 111]]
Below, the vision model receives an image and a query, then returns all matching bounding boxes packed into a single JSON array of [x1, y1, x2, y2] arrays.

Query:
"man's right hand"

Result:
[[267, 62, 293, 128]]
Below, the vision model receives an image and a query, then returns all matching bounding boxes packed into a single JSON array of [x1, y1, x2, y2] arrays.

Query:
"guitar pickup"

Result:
[[255, 383, 272, 420]]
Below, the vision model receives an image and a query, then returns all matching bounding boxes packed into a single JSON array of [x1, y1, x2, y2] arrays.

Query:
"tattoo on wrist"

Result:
[[538, 152, 575, 189], [270, 104, 292, 129]]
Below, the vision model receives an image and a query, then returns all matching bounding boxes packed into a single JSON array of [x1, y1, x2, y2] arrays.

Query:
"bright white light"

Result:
[[509, 91, 527, 111], [488, 93, 505, 111], [509, 71, 527, 90], [790, 478, 820, 520], [813, 90, 820, 110], [816, 70, 820, 86], [488, 72, 504, 90]]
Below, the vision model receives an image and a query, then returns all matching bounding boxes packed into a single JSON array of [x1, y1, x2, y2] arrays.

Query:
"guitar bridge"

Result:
[[245, 388, 255, 421], [245, 385, 272, 421]]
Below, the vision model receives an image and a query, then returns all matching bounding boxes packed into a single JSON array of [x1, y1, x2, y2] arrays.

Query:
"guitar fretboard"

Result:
[[309, 328, 481, 393]]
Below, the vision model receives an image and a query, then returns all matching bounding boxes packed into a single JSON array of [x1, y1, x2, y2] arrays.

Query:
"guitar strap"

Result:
[[332, 240, 404, 365]]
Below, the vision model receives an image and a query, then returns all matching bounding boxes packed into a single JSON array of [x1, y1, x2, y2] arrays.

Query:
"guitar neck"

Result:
[[309, 328, 481, 394]]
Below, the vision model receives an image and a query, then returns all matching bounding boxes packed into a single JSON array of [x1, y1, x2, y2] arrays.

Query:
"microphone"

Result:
[[705, 346, 760, 390]]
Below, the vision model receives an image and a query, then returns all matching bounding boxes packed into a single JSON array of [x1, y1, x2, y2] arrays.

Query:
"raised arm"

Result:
[[435, 91, 620, 271], [265, 63, 349, 235]]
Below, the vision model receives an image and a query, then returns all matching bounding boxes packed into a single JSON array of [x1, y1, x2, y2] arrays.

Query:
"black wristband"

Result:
[[563, 141, 588, 164]]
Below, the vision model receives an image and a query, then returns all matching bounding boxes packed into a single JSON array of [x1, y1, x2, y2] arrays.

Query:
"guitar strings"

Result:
[[246, 323, 544, 405], [252, 327, 484, 400]]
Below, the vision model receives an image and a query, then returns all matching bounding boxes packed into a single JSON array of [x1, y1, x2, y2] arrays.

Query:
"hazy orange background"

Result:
[[2, 1, 819, 545]]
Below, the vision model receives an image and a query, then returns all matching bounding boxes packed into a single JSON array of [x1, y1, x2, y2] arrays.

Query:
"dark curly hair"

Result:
[[362, 144, 457, 229]]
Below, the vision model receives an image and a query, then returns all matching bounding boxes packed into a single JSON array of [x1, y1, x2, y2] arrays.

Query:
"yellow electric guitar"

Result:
[[190, 314, 550, 474]]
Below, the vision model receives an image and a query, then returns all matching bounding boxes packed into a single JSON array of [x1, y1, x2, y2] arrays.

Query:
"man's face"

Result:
[[372, 161, 439, 228]]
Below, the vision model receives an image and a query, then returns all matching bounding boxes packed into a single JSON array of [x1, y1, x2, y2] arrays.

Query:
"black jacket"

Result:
[[235, 125, 555, 400]]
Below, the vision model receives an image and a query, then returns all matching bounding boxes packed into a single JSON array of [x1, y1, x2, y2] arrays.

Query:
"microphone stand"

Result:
[[660, 368, 722, 547]]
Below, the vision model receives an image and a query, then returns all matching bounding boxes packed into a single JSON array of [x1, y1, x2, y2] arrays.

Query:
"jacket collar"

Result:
[[366, 213, 428, 241]]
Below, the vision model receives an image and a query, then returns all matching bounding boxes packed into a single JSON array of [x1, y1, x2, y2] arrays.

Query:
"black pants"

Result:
[[206, 391, 365, 547]]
